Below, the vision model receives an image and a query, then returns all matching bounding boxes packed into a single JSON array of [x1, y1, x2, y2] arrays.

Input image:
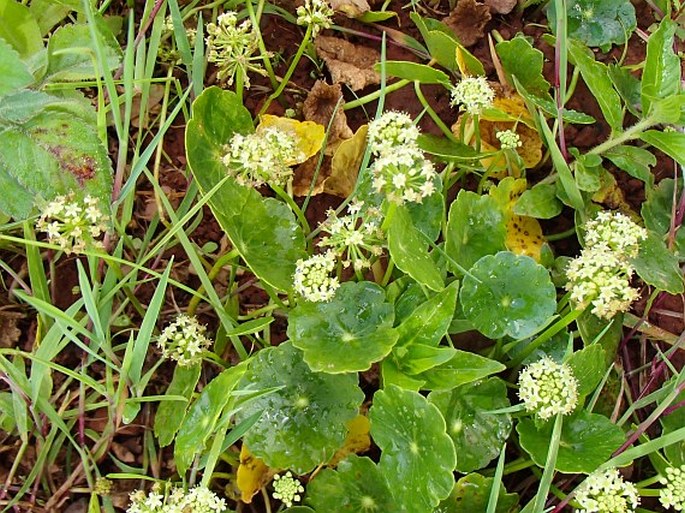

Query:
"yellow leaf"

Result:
[[236, 444, 275, 504], [323, 125, 368, 198], [328, 414, 371, 466], [257, 115, 326, 165]]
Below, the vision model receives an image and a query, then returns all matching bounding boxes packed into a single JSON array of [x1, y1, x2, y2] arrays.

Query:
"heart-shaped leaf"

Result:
[[370, 385, 456, 513], [236, 342, 363, 474], [460, 252, 556, 339], [430, 378, 512, 472], [288, 281, 398, 373]]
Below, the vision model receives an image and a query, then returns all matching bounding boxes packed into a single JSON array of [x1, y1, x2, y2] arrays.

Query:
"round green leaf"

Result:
[[436, 474, 519, 513], [633, 232, 684, 294], [548, 0, 636, 50], [459, 252, 556, 339], [429, 378, 512, 473], [517, 410, 624, 473], [288, 281, 398, 373], [370, 385, 456, 512], [305, 455, 394, 512], [186, 87, 306, 292], [446, 190, 507, 273], [236, 342, 363, 474]]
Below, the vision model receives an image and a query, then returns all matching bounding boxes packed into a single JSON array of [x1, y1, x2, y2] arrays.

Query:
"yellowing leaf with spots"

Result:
[[328, 414, 371, 466], [489, 178, 545, 262], [257, 115, 326, 165], [236, 444, 275, 503]]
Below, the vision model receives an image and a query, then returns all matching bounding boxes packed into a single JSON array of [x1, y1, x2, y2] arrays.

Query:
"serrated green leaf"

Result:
[[186, 87, 307, 292], [446, 190, 507, 273], [514, 183, 563, 219], [0, 0, 43, 59], [460, 252, 557, 340], [436, 474, 519, 513], [378, 61, 451, 85], [174, 363, 246, 474], [417, 134, 478, 161], [566, 344, 606, 397], [496, 36, 551, 98], [288, 281, 398, 373], [640, 130, 685, 166], [0, 90, 113, 219], [154, 364, 201, 447], [633, 232, 684, 294], [642, 18, 680, 116], [370, 385, 456, 513], [387, 204, 443, 292], [607, 64, 641, 117], [567, 39, 623, 131], [236, 343, 363, 474], [0, 38, 33, 97], [517, 410, 623, 473], [604, 145, 655, 185], [430, 378, 512, 473], [305, 455, 394, 512]]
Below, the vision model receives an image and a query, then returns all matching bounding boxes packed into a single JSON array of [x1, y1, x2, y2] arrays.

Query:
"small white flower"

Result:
[[367, 111, 420, 156], [575, 468, 639, 513], [126, 485, 225, 513], [272, 471, 304, 508], [496, 129, 522, 150], [660, 465, 685, 511], [222, 128, 304, 188], [450, 76, 495, 115], [293, 251, 340, 302], [296, 0, 334, 37], [157, 315, 212, 367], [371, 146, 438, 205], [518, 356, 578, 420], [583, 211, 647, 259]]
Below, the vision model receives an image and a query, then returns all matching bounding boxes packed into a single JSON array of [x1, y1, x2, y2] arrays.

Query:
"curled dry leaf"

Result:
[[485, 0, 517, 14], [329, 0, 370, 17], [256, 115, 326, 164], [443, 0, 491, 47], [315, 36, 380, 91], [302, 80, 354, 152], [237, 444, 275, 503], [323, 124, 368, 197], [292, 155, 329, 197]]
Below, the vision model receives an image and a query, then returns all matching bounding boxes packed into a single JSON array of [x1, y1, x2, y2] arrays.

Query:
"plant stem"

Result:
[[587, 116, 655, 156], [344, 79, 410, 110]]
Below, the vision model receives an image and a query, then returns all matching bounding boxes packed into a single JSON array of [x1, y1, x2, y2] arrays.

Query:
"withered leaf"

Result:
[[302, 80, 354, 152], [329, 0, 370, 17], [315, 36, 380, 91], [443, 0, 491, 48], [323, 125, 368, 197], [485, 0, 517, 14]]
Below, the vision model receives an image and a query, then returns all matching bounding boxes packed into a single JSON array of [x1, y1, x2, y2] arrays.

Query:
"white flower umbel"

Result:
[[296, 0, 334, 37], [222, 128, 304, 188], [206, 11, 266, 87], [565, 246, 640, 320], [660, 465, 685, 511], [318, 201, 385, 271], [36, 194, 108, 254], [450, 76, 495, 115], [159, 16, 197, 64], [371, 146, 438, 205], [157, 314, 212, 367], [272, 472, 304, 508], [575, 468, 639, 513], [127, 485, 226, 513], [583, 211, 647, 259], [496, 129, 522, 150], [518, 356, 578, 421], [293, 251, 340, 302], [367, 111, 420, 156]]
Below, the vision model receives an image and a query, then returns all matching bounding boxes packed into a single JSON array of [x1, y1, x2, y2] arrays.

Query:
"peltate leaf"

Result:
[[429, 378, 512, 473], [370, 385, 456, 513], [236, 343, 363, 474], [436, 474, 519, 513], [288, 281, 398, 373]]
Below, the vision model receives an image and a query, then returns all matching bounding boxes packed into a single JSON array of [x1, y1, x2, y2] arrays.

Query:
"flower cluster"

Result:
[[565, 211, 647, 319], [158, 16, 197, 64], [272, 472, 304, 508], [296, 0, 334, 37], [293, 250, 340, 302], [575, 468, 639, 513], [127, 485, 226, 513], [36, 194, 108, 254], [518, 357, 578, 421], [157, 314, 212, 367], [450, 76, 495, 115], [660, 465, 685, 511], [221, 128, 304, 188], [496, 129, 522, 150], [318, 201, 385, 271], [206, 11, 266, 87], [367, 111, 438, 205]]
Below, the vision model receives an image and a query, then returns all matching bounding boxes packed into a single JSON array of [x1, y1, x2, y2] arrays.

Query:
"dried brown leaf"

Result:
[[329, 0, 370, 17], [485, 0, 517, 14], [443, 0, 491, 48], [302, 81, 353, 152], [315, 36, 380, 91], [292, 155, 329, 197], [0, 311, 22, 348]]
